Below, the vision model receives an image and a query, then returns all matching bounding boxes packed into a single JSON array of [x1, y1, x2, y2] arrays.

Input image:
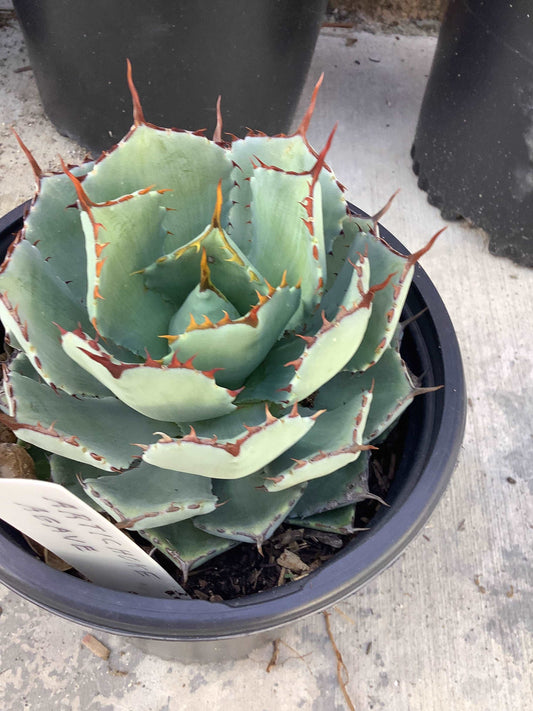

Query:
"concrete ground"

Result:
[[1, 5, 532, 711]]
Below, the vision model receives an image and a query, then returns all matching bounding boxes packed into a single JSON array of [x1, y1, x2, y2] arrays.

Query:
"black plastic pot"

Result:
[[13, 0, 328, 155], [0, 203, 466, 663], [412, 0, 533, 267]]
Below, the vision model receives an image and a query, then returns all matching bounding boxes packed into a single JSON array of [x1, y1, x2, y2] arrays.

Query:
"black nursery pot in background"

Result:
[[412, 0, 533, 267], [13, 0, 328, 155], [0, 203, 466, 663]]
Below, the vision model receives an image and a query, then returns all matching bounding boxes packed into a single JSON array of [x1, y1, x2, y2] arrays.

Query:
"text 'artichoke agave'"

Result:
[[0, 66, 439, 580]]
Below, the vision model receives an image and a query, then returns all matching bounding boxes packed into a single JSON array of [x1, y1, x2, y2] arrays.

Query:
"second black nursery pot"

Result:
[[0, 202, 466, 663], [13, 0, 328, 154], [412, 0, 533, 267]]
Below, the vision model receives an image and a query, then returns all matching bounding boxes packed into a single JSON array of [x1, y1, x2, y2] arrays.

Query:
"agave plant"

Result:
[[0, 65, 439, 581]]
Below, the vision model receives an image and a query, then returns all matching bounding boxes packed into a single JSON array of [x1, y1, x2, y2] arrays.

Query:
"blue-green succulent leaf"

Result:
[[236, 335, 304, 405], [168, 284, 240, 336], [319, 238, 371, 321], [77, 185, 174, 358], [4, 365, 175, 471], [283, 285, 376, 405], [60, 330, 239, 422], [82, 461, 217, 531], [24, 162, 94, 303], [342, 216, 439, 372], [0, 239, 110, 396], [316, 346, 417, 442], [142, 222, 268, 315], [288, 504, 362, 535], [263, 389, 373, 492], [248, 167, 324, 328], [164, 284, 301, 390], [142, 403, 317, 479], [82, 125, 233, 251], [290, 452, 383, 519], [49, 454, 115, 510], [139, 519, 239, 581], [229, 134, 345, 254], [193, 472, 306, 547]]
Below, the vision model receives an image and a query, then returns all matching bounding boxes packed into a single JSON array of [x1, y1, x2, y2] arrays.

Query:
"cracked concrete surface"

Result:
[[1, 2, 532, 709]]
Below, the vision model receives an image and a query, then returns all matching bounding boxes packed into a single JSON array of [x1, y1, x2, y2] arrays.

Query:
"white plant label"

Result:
[[0, 479, 189, 599]]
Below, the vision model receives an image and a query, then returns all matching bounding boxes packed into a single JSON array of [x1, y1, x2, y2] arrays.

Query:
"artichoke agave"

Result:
[[0, 66, 439, 580]]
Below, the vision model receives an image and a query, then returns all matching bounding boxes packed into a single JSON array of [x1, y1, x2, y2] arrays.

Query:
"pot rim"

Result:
[[0, 202, 466, 641]]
